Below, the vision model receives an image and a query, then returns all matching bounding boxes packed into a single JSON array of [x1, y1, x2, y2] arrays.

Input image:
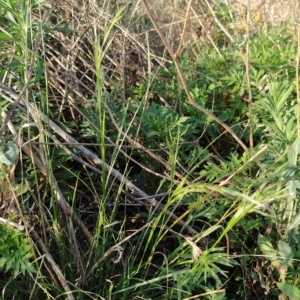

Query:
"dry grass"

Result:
[[39, 0, 299, 108], [227, 0, 299, 25], [116, 0, 299, 64]]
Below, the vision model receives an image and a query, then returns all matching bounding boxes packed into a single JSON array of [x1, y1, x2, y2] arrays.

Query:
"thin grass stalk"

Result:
[[175, 0, 192, 58], [88, 10, 125, 268], [297, 24, 300, 137], [245, 0, 253, 149], [94, 34, 107, 198]]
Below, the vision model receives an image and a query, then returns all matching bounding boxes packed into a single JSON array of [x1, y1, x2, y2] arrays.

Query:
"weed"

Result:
[[0, 0, 300, 299]]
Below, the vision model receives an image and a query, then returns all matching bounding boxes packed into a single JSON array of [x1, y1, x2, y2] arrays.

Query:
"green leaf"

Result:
[[288, 147, 296, 165], [5, 255, 14, 272], [5, 61, 22, 69], [34, 58, 44, 83], [176, 116, 189, 126], [277, 240, 293, 269], [0, 143, 19, 165], [51, 26, 79, 33], [276, 83, 294, 112], [277, 283, 300, 299], [13, 183, 29, 197], [0, 33, 13, 40], [0, 257, 8, 269], [296, 138, 300, 153], [288, 212, 300, 231], [258, 235, 277, 261], [286, 180, 299, 198], [147, 130, 159, 137]]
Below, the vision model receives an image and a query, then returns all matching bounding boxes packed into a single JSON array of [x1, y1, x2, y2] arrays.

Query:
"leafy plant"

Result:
[[0, 225, 36, 279]]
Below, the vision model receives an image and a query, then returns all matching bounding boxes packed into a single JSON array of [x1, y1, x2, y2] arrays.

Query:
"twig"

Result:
[[29, 226, 75, 300], [133, 191, 172, 201], [67, 219, 85, 285], [174, 0, 192, 58], [0, 217, 25, 231], [245, 0, 253, 149]]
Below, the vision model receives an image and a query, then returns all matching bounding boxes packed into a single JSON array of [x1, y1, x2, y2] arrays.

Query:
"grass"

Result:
[[0, 0, 300, 299]]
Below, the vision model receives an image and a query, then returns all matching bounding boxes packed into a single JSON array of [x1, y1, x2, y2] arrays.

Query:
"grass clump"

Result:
[[0, 0, 300, 299]]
